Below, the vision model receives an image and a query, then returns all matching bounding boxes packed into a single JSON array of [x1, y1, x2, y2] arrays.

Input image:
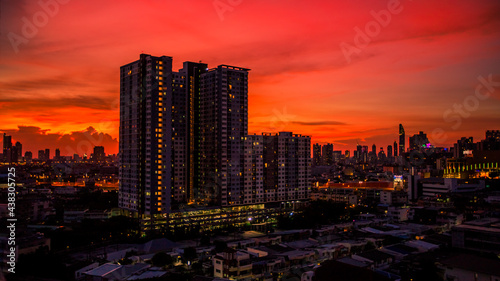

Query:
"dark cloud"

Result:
[[0, 95, 117, 111], [292, 121, 347, 126], [0, 126, 118, 156]]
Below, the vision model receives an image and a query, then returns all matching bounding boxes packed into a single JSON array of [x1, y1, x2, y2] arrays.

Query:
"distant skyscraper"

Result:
[[478, 130, 500, 151], [344, 150, 350, 158], [313, 144, 322, 166], [409, 131, 430, 151], [371, 144, 376, 155], [453, 137, 474, 158], [14, 141, 22, 160], [321, 143, 334, 165], [378, 147, 386, 159], [399, 124, 405, 155], [356, 144, 362, 161], [55, 148, 61, 160], [393, 141, 398, 157], [38, 150, 45, 161], [24, 151, 32, 163], [3, 133, 12, 163], [387, 145, 393, 158], [93, 146, 105, 162], [45, 148, 50, 160]]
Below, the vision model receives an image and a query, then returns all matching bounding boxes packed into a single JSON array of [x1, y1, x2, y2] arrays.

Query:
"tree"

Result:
[[151, 252, 174, 267], [183, 247, 197, 262]]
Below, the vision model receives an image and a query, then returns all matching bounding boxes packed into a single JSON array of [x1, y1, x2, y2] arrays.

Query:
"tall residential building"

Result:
[[177, 61, 208, 205], [393, 141, 398, 157], [399, 124, 405, 155], [258, 132, 311, 202], [3, 133, 12, 163], [119, 54, 174, 215], [321, 143, 333, 165], [313, 144, 322, 166], [199, 65, 249, 207], [45, 148, 50, 160], [55, 148, 61, 160]]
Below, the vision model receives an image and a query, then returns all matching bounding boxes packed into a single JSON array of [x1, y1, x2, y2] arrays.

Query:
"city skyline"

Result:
[[1, 1, 500, 155]]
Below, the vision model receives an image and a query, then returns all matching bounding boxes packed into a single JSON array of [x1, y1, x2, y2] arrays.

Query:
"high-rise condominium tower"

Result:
[[119, 54, 310, 221]]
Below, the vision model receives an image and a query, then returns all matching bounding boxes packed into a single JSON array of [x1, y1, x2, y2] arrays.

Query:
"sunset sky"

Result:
[[1, 0, 500, 156]]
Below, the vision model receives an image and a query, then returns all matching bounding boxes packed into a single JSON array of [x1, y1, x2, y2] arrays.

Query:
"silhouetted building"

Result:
[[38, 150, 45, 161], [15, 141, 22, 161], [55, 148, 61, 160], [45, 148, 50, 160], [321, 143, 333, 165], [477, 130, 500, 151], [399, 124, 405, 155], [387, 145, 393, 158], [24, 151, 32, 163], [378, 147, 386, 160], [453, 137, 474, 158], [409, 131, 430, 151], [93, 146, 105, 162], [313, 144, 322, 166], [393, 141, 398, 157], [3, 133, 12, 163]]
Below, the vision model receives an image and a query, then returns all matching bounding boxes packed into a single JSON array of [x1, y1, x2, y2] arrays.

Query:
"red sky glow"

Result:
[[1, 0, 500, 156]]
